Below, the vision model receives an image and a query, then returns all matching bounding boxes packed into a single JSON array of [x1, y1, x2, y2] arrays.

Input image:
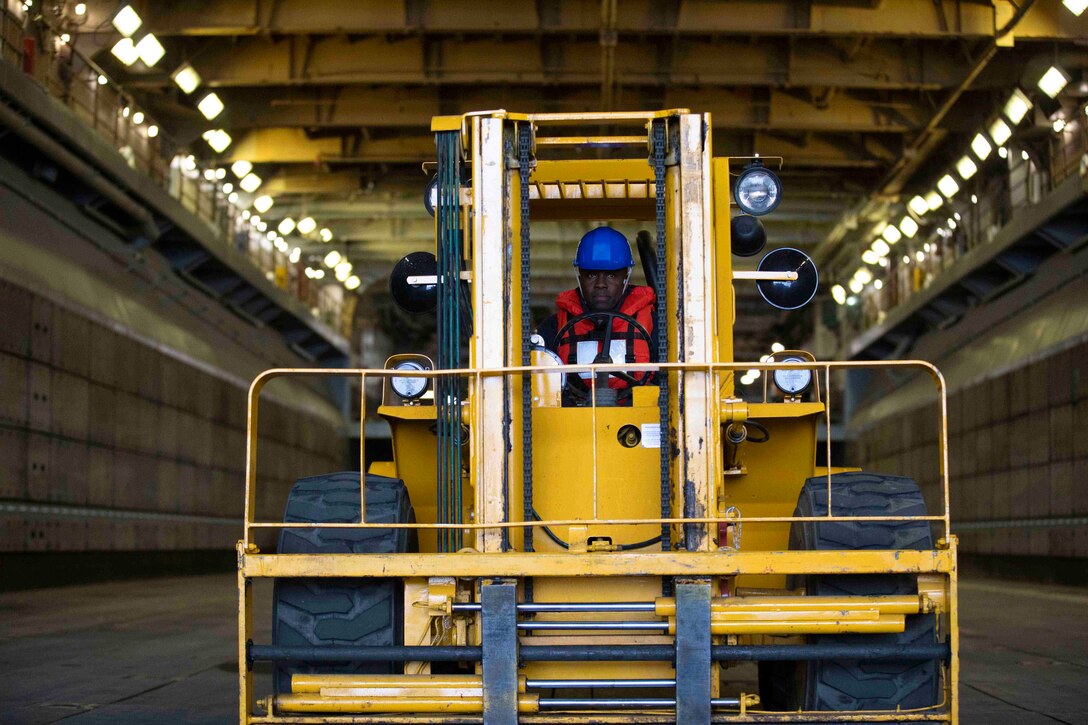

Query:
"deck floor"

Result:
[[1, 574, 1085, 724]]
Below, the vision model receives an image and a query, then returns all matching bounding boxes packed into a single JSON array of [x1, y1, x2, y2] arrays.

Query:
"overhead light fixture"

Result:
[[936, 174, 959, 198], [899, 216, 919, 238], [1037, 65, 1070, 98], [344, 275, 361, 291], [916, 251, 926, 263], [134, 33, 165, 67], [227, 192, 238, 204], [203, 169, 216, 182], [112, 5, 142, 37], [770, 342, 785, 353], [130, 111, 144, 125], [1053, 118, 1067, 133], [998, 146, 1008, 159], [275, 238, 288, 253], [222, 182, 233, 194], [253, 195, 274, 213], [319, 228, 333, 242], [1003, 89, 1032, 125], [925, 190, 943, 211], [1064, 0, 1088, 15], [97, 75, 108, 87], [215, 167, 226, 180], [146, 124, 159, 138], [970, 194, 978, 204], [197, 92, 224, 121], [239, 173, 262, 193], [872, 238, 891, 256], [172, 64, 201, 94], [955, 155, 978, 180], [324, 250, 342, 268], [335, 260, 353, 281], [970, 133, 992, 161], [881, 225, 902, 245], [874, 279, 884, 291], [231, 160, 252, 178], [201, 129, 232, 153], [296, 216, 317, 235], [849, 279, 863, 294], [854, 268, 872, 285], [989, 118, 1012, 146], [74, 3, 86, 16], [109, 37, 139, 66], [277, 217, 296, 235], [908, 195, 929, 216], [289, 247, 301, 264], [862, 250, 879, 265], [831, 284, 847, 305], [257, 220, 267, 231], [241, 209, 250, 220]]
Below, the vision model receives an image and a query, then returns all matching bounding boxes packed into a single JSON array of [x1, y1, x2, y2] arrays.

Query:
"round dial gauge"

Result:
[[773, 356, 812, 396], [391, 361, 429, 400]]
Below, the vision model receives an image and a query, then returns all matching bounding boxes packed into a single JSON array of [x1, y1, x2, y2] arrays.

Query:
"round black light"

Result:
[[389, 251, 438, 313], [734, 163, 782, 216], [731, 214, 766, 257], [756, 247, 819, 310]]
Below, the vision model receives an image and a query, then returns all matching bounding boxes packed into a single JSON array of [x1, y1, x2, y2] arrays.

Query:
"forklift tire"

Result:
[[272, 471, 417, 694], [758, 473, 941, 718]]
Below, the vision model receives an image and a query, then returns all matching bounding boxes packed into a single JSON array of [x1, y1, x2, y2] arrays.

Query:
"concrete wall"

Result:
[[0, 278, 343, 557]]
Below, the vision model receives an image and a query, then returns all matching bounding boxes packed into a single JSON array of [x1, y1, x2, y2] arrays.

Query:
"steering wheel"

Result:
[[553, 310, 656, 390]]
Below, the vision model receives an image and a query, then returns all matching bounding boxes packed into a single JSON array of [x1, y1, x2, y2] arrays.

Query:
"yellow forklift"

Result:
[[237, 109, 958, 723]]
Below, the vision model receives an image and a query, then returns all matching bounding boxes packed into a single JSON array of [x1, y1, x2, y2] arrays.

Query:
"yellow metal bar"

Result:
[[654, 595, 921, 617], [359, 372, 366, 522], [276, 694, 540, 714], [242, 549, 954, 578], [535, 135, 647, 147], [667, 615, 905, 635], [292, 674, 512, 694], [237, 546, 253, 724]]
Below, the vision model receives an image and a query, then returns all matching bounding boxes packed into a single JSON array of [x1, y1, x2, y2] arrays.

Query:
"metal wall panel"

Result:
[[0, 353, 28, 427], [0, 280, 32, 356], [29, 295, 52, 364], [51, 437, 89, 505], [51, 307, 91, 378], [27, 361, 51, 432], [0, 428, 28, 498], [51, 370, 89, 441], [87, 446, 114, 507]]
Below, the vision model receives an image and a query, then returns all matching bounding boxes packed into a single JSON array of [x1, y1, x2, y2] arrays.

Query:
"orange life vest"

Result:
[[553, 286, 656, 389]]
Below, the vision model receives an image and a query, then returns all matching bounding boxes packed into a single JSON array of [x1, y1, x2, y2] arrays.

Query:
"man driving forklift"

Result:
[[535, 227, 658, 405]]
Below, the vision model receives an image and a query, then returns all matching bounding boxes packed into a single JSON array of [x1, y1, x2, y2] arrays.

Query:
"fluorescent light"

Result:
[[344, 275, 361, 291], [335, 261, 352, 281], [172, 64, 201, 94], [925, 190, 943, 211], [197, 93, 224, 121], [955, 155, 978, 180], [277, 217, 296, 235], [203, 169, 216, 181], [748, 369, 761, 380], [849, 279, 863, 294], [109, 37, 139, 66], [319, 228, 333, 242], [831, 285, 846, 305], [916, 251, 925, 263], [201, 129, 232, 153], [132, 111, 145, 125], [872, 239, 891, 256], [74, 2, 86, 15], [112, 5, 142, 36], [289, 247, 301, 264], [970, 133, 992, 160], [241, 210, 250, 220], [1003, 89, 1032, 124], [862, 250, 879, 265], [257, 221, 267, 232], [937, 174, 959, 198], [1021, 149, 1030, 161], [1064, 0, 1088, 15], [222, 182, 233, 194], [1037, 66, 1070, 98], [908, 195, 929, 216], [267, 231, 277, 240], [215, 167, 226, 180], [227, 192, 238, 204], [989, 118, 1012, 146], [874, 279, 883, 291], [146, 124, 159, 138], [998, 146, 1008, 159], [324, 250, 342, 268], [296, 217, 316, 235], [1053, 118, 1067, 133], [231, 160, 252, 178], [274, 238, 288, 253], [770, 342, 785, 353], [311, 269, 324, 280], [881, 225, 902, 245], [899, 216, 919, 238], [134, 33, 165, 67], [239, 173, 262, 193], [253, 195, 274, 213]]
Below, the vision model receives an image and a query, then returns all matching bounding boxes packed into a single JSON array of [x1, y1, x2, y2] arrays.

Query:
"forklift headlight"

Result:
[[391, 361, 430, 400], [423, 176, 439, 217], [734, 162, 782, 216]]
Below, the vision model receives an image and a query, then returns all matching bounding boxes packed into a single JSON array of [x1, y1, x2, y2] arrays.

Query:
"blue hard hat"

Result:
[[573, 227, 634, 270]]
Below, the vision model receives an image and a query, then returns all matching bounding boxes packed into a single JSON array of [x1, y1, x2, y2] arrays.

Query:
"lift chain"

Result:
[[653, 119, 671, 555], [519, 124, 534, 557]]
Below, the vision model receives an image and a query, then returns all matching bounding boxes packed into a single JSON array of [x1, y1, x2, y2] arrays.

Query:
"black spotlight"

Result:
[[733, 160, 782, 216], [731, 214, 766, 257], [756, 247, 819, 310], [389, 252, 438, 313]]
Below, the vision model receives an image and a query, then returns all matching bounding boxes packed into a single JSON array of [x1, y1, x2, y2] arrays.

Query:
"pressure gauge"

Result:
[[734, 163, 782, 216], [772, 356, 812, 396], [391, 361, 429, 400]]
